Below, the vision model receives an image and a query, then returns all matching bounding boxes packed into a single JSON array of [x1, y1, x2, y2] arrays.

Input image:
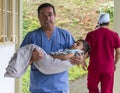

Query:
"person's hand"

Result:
[[81, 61, 87, 70], [29, 48, 43, 65], [69, 55, 84, 66]]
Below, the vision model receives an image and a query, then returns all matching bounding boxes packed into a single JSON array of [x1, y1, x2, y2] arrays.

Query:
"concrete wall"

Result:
[[0, 44, 15, 93], [114, 0, 120, 93]]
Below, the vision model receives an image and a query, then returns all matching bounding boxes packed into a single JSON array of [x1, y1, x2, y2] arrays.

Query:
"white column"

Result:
[[15, 0, 23, 93], [114, 0, 120, 93]]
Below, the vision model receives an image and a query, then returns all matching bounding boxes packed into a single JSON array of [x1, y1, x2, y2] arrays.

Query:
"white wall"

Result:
[[0, 44, 15, 93]]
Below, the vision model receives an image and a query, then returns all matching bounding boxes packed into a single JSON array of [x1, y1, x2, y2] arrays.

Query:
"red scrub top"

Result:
[[85, 27, 120, 72]]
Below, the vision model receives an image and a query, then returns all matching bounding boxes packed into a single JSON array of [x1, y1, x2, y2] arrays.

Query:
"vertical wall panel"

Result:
[[114, 1, 120, 93], [0, 0, 3, 36]]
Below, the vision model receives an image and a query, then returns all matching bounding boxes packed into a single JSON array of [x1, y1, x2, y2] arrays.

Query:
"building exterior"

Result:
[[0, 0, 120, 93], [0, 0, 22, 93]]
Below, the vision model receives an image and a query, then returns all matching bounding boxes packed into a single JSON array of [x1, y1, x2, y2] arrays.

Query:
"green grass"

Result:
[[22, 67, 30, 93]]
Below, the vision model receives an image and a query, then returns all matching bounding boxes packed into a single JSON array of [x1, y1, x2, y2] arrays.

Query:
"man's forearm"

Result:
[[114, 48, 120, 65], [51, 53, 74, 60]]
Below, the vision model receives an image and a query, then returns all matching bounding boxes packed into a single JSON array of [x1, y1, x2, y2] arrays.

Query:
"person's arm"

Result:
[[114, 48, 120, 70], [33, 50, 74, 74], [27, 45, 73, 74], [51, 53, 74, 60], [114, 48, 120, 64], [69, 51, 89, 70], [81, 52, 89, 70]]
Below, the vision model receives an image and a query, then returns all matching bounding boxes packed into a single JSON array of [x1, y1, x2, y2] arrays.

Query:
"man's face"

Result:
[[38, 7, 56, 30]]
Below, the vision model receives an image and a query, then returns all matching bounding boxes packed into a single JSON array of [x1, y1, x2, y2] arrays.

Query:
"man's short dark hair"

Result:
[[37, 3, 56, 15]]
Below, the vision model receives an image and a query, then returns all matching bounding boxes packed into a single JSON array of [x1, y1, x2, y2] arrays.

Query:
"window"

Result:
[[0, 0, 19, 44]]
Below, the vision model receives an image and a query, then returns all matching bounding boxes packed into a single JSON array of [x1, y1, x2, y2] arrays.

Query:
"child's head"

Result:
[[71, 39, 90, 54]]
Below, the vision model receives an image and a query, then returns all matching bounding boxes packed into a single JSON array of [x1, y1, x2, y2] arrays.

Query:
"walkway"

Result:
[[69, 75, 88, 93]]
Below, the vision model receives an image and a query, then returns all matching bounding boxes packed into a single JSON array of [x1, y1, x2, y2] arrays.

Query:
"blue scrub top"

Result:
[[20, 27, 74, 93]]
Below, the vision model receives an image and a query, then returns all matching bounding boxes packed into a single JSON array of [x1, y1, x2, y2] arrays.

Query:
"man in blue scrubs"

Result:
[[21, 3, 82, 93]]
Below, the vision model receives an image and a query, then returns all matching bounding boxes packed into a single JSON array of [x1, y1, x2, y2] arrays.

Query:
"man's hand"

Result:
[[29, 48, 43, 65], [69, 55, 84, 66], [69, 55, 88, 70]]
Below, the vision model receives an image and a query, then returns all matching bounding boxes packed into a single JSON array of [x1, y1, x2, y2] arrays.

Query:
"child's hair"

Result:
[[77, 39, 90, 54]]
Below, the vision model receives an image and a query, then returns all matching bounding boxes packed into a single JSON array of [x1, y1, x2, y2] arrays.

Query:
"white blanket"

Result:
[[4, 44, 73, 78]]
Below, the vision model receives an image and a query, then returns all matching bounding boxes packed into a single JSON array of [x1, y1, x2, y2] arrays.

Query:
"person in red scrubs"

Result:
[[85, 13, 120, 93]]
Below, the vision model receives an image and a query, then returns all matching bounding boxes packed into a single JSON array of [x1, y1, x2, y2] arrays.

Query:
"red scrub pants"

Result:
[[87, 70, 114, 93]]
